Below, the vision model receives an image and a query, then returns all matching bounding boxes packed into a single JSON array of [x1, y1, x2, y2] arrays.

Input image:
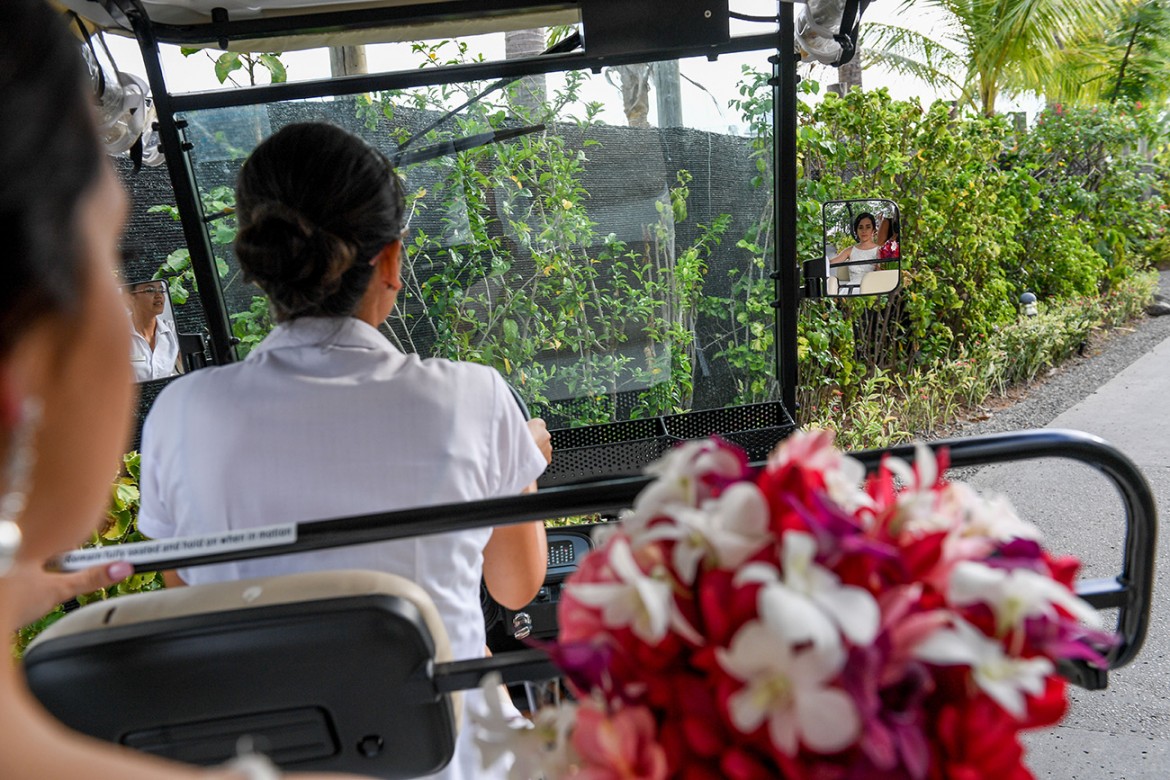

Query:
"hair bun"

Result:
[[235, 201, 358, 316], [232, 123, 404, 321]]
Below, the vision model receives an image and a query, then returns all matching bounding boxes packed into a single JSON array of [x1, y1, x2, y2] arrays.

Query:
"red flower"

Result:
[[696, 568, 761, 648], [931, 695, 1032, 780]]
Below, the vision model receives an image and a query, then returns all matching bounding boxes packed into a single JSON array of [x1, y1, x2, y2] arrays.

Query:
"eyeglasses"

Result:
[[129, 285, 167, 296]]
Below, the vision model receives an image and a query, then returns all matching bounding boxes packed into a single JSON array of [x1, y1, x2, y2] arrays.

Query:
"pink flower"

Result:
[[572, 702, 668, 780]]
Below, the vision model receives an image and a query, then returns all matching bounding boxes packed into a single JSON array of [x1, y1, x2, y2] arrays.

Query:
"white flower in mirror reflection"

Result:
[[717, 621, 859, 755]]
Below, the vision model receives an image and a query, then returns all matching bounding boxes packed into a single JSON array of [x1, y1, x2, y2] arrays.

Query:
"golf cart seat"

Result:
[[860, 268, 899, 295], [23, 570, 469, 779]]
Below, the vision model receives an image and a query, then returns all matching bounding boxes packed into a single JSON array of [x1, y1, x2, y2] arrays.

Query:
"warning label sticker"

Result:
[[52, 524, 297, 571]]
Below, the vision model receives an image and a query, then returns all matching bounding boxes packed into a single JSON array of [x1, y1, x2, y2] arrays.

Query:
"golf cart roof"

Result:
[[56, 1, 587, 53]]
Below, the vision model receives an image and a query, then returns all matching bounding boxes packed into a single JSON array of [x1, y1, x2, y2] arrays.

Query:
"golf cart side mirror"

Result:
[[805, 198, 903, 299], [121, 278, 184, 383]]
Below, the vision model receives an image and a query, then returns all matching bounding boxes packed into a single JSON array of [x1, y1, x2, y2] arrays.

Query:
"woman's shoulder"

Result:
[[146, 360, 252, 419], [405, 353, 501, 385]]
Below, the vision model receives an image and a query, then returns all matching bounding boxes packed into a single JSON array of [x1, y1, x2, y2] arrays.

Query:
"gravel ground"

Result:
[[936, 271, 1170, 444]]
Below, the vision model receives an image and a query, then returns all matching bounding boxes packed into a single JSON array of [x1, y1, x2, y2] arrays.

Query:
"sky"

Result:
[[99, 1, 1043, 134]]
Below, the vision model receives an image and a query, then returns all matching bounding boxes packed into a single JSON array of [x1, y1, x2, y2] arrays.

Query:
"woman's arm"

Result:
[[482, 417, 551, 609], [828, 245, 853, 265], [482, 490, 548, 610]]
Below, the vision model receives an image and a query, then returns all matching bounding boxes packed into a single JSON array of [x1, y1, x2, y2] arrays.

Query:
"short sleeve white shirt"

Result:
[[138, 317, 547, 780], [130, 317, 180, 382]]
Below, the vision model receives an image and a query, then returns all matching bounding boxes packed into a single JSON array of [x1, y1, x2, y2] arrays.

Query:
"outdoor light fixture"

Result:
[[1020, 291, 1038, 317]]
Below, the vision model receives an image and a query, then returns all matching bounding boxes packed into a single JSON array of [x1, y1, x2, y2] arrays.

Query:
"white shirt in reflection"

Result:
[[129, 316, 180, 382], [137, 316, 547, 780]]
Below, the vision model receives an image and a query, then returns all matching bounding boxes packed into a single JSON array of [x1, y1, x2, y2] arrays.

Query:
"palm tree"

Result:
[[863, 0, 1124, 115], [1042, 0, 1170, 106]]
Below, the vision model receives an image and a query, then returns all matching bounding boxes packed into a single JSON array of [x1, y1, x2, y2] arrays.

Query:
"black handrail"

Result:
[[54, 428, 1156, 685], [852, 428, 1157, 688]]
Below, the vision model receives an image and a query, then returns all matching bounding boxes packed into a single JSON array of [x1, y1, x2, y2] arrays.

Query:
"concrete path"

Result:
[[963, 330, 1170, 778]]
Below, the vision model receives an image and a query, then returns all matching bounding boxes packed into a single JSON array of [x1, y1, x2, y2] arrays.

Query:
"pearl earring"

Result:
[[0, 398, 42, 576]]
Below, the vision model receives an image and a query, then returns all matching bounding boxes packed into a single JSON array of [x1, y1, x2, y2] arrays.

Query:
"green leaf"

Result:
[[163, 248, 190, 272], [147, 204, 180, 221], [503, 319, 519, 343], [212, 222, 237, 245], [113, 483, 139, 507], [214, 52, 243, 84], [259, 53, 287, 84]]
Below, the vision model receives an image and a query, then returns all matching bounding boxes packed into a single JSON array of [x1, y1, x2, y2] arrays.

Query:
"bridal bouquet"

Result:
[[474, 431, 1114, 779]]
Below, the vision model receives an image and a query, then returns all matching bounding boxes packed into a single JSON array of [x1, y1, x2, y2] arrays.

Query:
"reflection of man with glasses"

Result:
[[125, 281, 181, 382]]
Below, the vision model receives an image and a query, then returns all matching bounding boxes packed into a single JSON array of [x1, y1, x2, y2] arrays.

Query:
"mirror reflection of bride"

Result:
[[829, 211, 879, 286]]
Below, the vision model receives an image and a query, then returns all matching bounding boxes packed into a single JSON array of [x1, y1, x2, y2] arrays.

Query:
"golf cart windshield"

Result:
[[64, 0, 819, 483], [181, 45, 775, 435]]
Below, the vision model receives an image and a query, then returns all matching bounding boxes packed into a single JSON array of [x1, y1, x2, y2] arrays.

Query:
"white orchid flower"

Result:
[[631, 440, 745, 526], [822, 454, 874, 514], [951, 484, 1043, 542], [640, 482, 773, 584], [948, 560, 1101, 635], [568, 537, 702, 645], [904, 480, 1043, 543], [471, 672, 577, 780], [913, 617, 1054, 719], [736, 531, 880, 649], [717, 620, 860, 755], [887, 443, 949, 532]]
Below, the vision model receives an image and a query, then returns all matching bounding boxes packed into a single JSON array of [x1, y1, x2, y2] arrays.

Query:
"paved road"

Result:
[[962, 325, 1170, 777]]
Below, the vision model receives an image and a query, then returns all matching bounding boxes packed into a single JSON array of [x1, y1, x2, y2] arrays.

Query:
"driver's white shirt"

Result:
[[138, 316, 547, 780], [129, 316, 180, 382]]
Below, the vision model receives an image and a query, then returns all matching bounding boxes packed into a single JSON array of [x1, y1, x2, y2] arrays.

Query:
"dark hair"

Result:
[[234, 123, 406, 321], [852, 212, 876, 239], [0, 0, 104, 358]]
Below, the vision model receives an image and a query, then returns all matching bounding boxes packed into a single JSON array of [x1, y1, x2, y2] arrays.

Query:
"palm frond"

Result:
[[863, 22, 968, 87]]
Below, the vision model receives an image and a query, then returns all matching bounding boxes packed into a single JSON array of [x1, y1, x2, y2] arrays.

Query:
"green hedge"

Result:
[[785, 87, 1168, 422]]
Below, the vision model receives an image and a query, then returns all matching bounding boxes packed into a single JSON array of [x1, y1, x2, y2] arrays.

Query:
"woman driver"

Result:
[[136, 122, 552, 779], [0, 2, 356, 777]]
